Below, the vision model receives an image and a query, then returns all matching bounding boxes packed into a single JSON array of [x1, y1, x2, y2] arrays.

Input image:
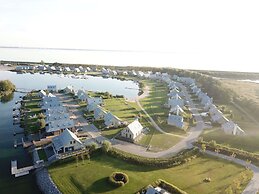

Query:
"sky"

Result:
[[1, 0, 259, 72]]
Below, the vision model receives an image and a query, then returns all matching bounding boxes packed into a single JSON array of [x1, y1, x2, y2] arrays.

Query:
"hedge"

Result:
[[195, 141, 259, 166], [107, 147, 199, 168], [108, 172, 129, 187]]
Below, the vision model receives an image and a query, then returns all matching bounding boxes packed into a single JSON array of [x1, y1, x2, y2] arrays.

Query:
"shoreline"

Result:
[[0, 65, 14, 71], [126, 85, 150, 103]]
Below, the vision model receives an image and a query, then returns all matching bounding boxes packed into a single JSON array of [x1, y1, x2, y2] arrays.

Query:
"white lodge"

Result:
[[121, 119, 143, 140], [52, 129, 84, 154]]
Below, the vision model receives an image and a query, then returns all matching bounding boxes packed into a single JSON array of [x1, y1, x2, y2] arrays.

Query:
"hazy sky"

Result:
[[1, 0, 259, 72]]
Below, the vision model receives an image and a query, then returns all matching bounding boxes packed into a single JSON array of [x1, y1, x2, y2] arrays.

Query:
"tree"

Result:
[[89, 142, 98, 154], [0, 80, 16, 92], [102, 140, 111, 153], [201, 144, 206, 153], [37, 119, 46, 129], [38, 113, 45, 119]]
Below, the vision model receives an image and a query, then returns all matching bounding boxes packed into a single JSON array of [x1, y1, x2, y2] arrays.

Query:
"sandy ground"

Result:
[[0, 65, 14, 71], [126, 85, 150, 102]]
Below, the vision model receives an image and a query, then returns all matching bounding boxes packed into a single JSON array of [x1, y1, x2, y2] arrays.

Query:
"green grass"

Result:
[[101, 127, 125, 139], [140, 81, 188, 135], [49, 153, 252, 194], [21, 92, 43, 133], [103, 98, 139, 122], [37, 149, 47, 161]]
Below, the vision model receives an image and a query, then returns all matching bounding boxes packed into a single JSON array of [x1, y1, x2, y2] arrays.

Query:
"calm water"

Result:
[[0, 92, 40, 194], [0, 71, 139, 193], [0, 71, 139, 99]]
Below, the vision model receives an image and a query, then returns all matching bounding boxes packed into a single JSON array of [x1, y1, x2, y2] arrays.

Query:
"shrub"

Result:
[[108, 172, 129, 187]]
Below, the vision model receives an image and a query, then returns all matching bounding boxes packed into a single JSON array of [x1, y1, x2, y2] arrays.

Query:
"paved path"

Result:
[[135, 99, 186, 138]]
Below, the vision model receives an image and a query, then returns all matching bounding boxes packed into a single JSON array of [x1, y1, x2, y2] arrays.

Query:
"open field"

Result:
[[221, 79, 259, 106], [49, 153, 252, 194]]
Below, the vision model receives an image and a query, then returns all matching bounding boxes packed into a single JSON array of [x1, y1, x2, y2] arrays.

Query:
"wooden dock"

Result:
[[14, 138, 33, 148], [11, 160, 34, 177]]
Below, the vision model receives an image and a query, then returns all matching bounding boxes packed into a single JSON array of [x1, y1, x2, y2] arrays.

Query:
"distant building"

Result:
[[47, 85, 57, 92], [38, 90, 47, 98]]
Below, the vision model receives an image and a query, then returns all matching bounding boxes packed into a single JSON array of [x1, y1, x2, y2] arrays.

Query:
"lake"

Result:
[[0, 71, 139, 100], [0, 71, 139, 194]]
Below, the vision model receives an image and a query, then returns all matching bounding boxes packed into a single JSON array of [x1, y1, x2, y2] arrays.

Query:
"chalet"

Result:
[[46, 119, 75, 134], [167, 114, 184, 129], [41, 100, 63, 109], [222, 121, 245, 135], [44, 106, 67, 115], [94, 106, 107, 120], [38, 90, 47, 98], [64, 86, 74, 94], [87, 97, 103, 106], [104, 112, 122, 128], [122, 71, 128, 76], [78, 91, 89, 102], [167, 98, 184, 108], [169, 93, 182, 100], [64, 67, 71, 72], [74, 68, 80, 73], [52, 129, 84, 154], [121, 119, 143, 140], [201, 95, 213, 106], [42, 93, 58, 102], [47, 85, 57, 92], [170, 105, 184, 116], [45, 113, 70, 124], [86, 103, 98, 112]]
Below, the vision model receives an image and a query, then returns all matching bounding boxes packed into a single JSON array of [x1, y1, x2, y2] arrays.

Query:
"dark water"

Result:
[[0, 92, 41, 194]]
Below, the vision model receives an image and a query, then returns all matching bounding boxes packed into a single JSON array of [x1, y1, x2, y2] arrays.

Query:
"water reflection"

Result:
[[0, 92, 14, 103]]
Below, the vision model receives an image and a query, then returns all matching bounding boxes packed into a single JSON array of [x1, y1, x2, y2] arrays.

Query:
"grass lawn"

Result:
[[138, 130, 182, 152], [103, 98, 139, 122], [37, 149, 47, 161], [21, 93, 43, 133], [140, 80, 188, 135], [49, 153, 252, 194]]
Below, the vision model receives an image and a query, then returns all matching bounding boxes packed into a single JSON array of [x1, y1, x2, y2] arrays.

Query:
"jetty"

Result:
[[11, 159, 44, 178], [11, 160, 34, 177], [14, 138, 33, 148]]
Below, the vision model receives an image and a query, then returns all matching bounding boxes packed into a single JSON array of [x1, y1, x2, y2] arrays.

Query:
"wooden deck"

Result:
[[11, 160, 34, 177]]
